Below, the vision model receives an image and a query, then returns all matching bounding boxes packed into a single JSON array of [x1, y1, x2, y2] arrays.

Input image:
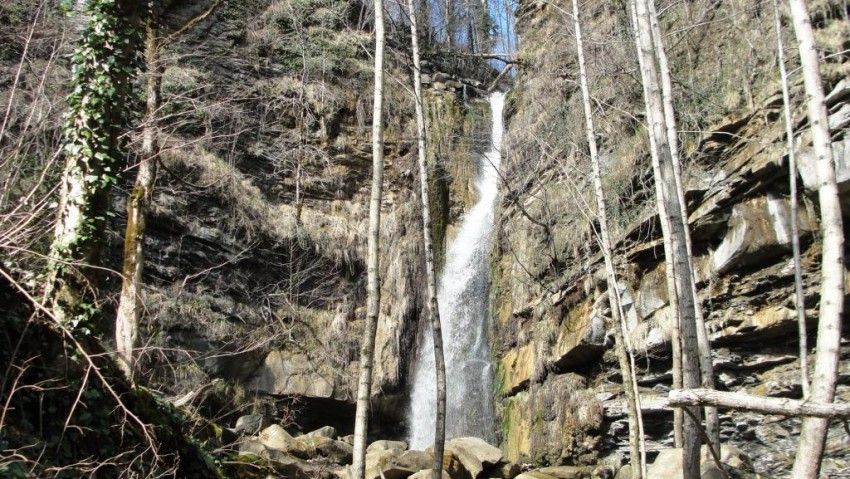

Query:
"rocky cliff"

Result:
[[491, 0, 849, 475], [3, 0, 850, 476], [96, 0, 496, 438]]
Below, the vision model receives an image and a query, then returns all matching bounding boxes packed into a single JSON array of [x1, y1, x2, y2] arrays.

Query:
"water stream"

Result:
[[407, 91, 505, 448]]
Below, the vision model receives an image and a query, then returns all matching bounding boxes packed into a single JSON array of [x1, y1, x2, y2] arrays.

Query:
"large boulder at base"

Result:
[[289, 434, 353, 463], [306, 425, 338, 439], [389, 450, 434, 475], [515, 472, 558, 479], [612, 464, 630, 479], [261, 449, 314, 479], [409, 470, 452, 479], [499, 462, 522, 479], [534, 466, 594, 479], [647, 445, 754, 478], [445, 437, 504, 478], [233, 414, 264, 435], [259, 424, 295, 451], [365, 441, 408, 479], [238, 437, 266, 457], [368, 440, 409, 454]]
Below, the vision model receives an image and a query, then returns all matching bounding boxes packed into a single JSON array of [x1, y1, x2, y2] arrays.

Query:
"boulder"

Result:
[[392, 450, 434, 473], [709, 195, 812, 275], [445, 437, 503, 478], [249, 351, 336, 398], [441, 449, 472, 479], [498, 462, 521, 479], [647, 445, 754, 479], [612, 465, 630, 479], [433, 72, 451, 82], [635, 264, 667, 320], [535, 466, 593, 479], [365, 441, 409, 479], [515, 472, 558, 479], [233, 414, 263, 435], [237, 437, 266, 457], [261, 450, 314, 479], [368, 440, 408, 454], [409, 470, 452, 479], [289, 434, 353, 463], [259, 424, 294, 451], [305, 425, 338, 439], [445, 80, 463, 90]]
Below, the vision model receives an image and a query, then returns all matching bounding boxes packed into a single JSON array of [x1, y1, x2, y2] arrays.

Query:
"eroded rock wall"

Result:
[[492, 0, 850, 474], [92, 0, 494, 436]]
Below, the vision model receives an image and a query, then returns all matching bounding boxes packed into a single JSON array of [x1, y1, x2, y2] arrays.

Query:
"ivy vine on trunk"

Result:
[[44, 0, 143, 330]]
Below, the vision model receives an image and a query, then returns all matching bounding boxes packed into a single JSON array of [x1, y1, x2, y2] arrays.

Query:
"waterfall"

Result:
[[407, 91, 505, 448]]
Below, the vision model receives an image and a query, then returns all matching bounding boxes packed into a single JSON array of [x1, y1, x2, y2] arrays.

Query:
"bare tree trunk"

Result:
[[627, 0, 683, 450], [408, 0, 447, 474], [444, 0, 453, 47], [772, 0, 810, 398], [669, 389, 850, 418], [572, 2, 644, 476], [115, 13, 160, 382], [631, 1, 702, 477], [645, 0, 720, 450], [787, 0, 845, 477], [351, 0, 385, 476]]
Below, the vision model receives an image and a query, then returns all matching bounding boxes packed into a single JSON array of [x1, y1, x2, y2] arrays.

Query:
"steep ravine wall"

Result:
[[491, 0, 850, 475], [90, 0, 495, 438]]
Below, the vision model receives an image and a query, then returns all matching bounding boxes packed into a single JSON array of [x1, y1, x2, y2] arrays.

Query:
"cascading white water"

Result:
[[407, 91, 505, 448]]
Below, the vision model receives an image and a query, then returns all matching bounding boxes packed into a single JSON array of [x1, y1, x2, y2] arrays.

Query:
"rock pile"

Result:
[[231, 416, 761, 479]]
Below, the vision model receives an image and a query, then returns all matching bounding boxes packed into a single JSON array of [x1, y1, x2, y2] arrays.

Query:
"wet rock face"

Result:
[[493, 0, 850, 473], [501, 374, 602, 465]]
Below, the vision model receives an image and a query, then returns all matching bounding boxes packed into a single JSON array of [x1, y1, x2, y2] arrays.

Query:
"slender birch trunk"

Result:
[[351, 0, 385, 476], [444, 0, 453, 47], [115, 13, 160, 382], [772, 0, 810, 398], [572, 2, 644, 476], [408, 0, 447, 474], [787, 0, 845, 476], [627, 0, 684, 449], [645, 0, 720, 450], [631, 1, 702, 476]]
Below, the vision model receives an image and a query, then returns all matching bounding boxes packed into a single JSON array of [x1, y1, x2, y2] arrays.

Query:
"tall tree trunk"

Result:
[[115, 12, 160, 382], [43, 0, 142, 327], [788, 0, 845, 476], [772, 0, 810, 398], [351, 0, 386, 477], [645, 0, 720, 450], [444, 0, 453, 47], [408, 0, 447, 475], [571, 2, 644, 476], [627, 0, 683, 449], [631, 1, 702, 477]]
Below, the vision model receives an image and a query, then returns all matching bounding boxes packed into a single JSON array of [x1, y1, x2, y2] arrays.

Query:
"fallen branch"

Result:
[[458, 52, 518, 63], [668, 388, 850, 418], [488, 64, 515, 93]]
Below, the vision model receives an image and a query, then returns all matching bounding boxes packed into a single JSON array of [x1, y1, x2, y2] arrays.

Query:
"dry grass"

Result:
[[158, 143, 366, 265]]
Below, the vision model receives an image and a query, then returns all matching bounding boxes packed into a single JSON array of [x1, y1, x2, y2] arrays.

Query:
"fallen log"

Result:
[[668, 388, 850, 419]]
